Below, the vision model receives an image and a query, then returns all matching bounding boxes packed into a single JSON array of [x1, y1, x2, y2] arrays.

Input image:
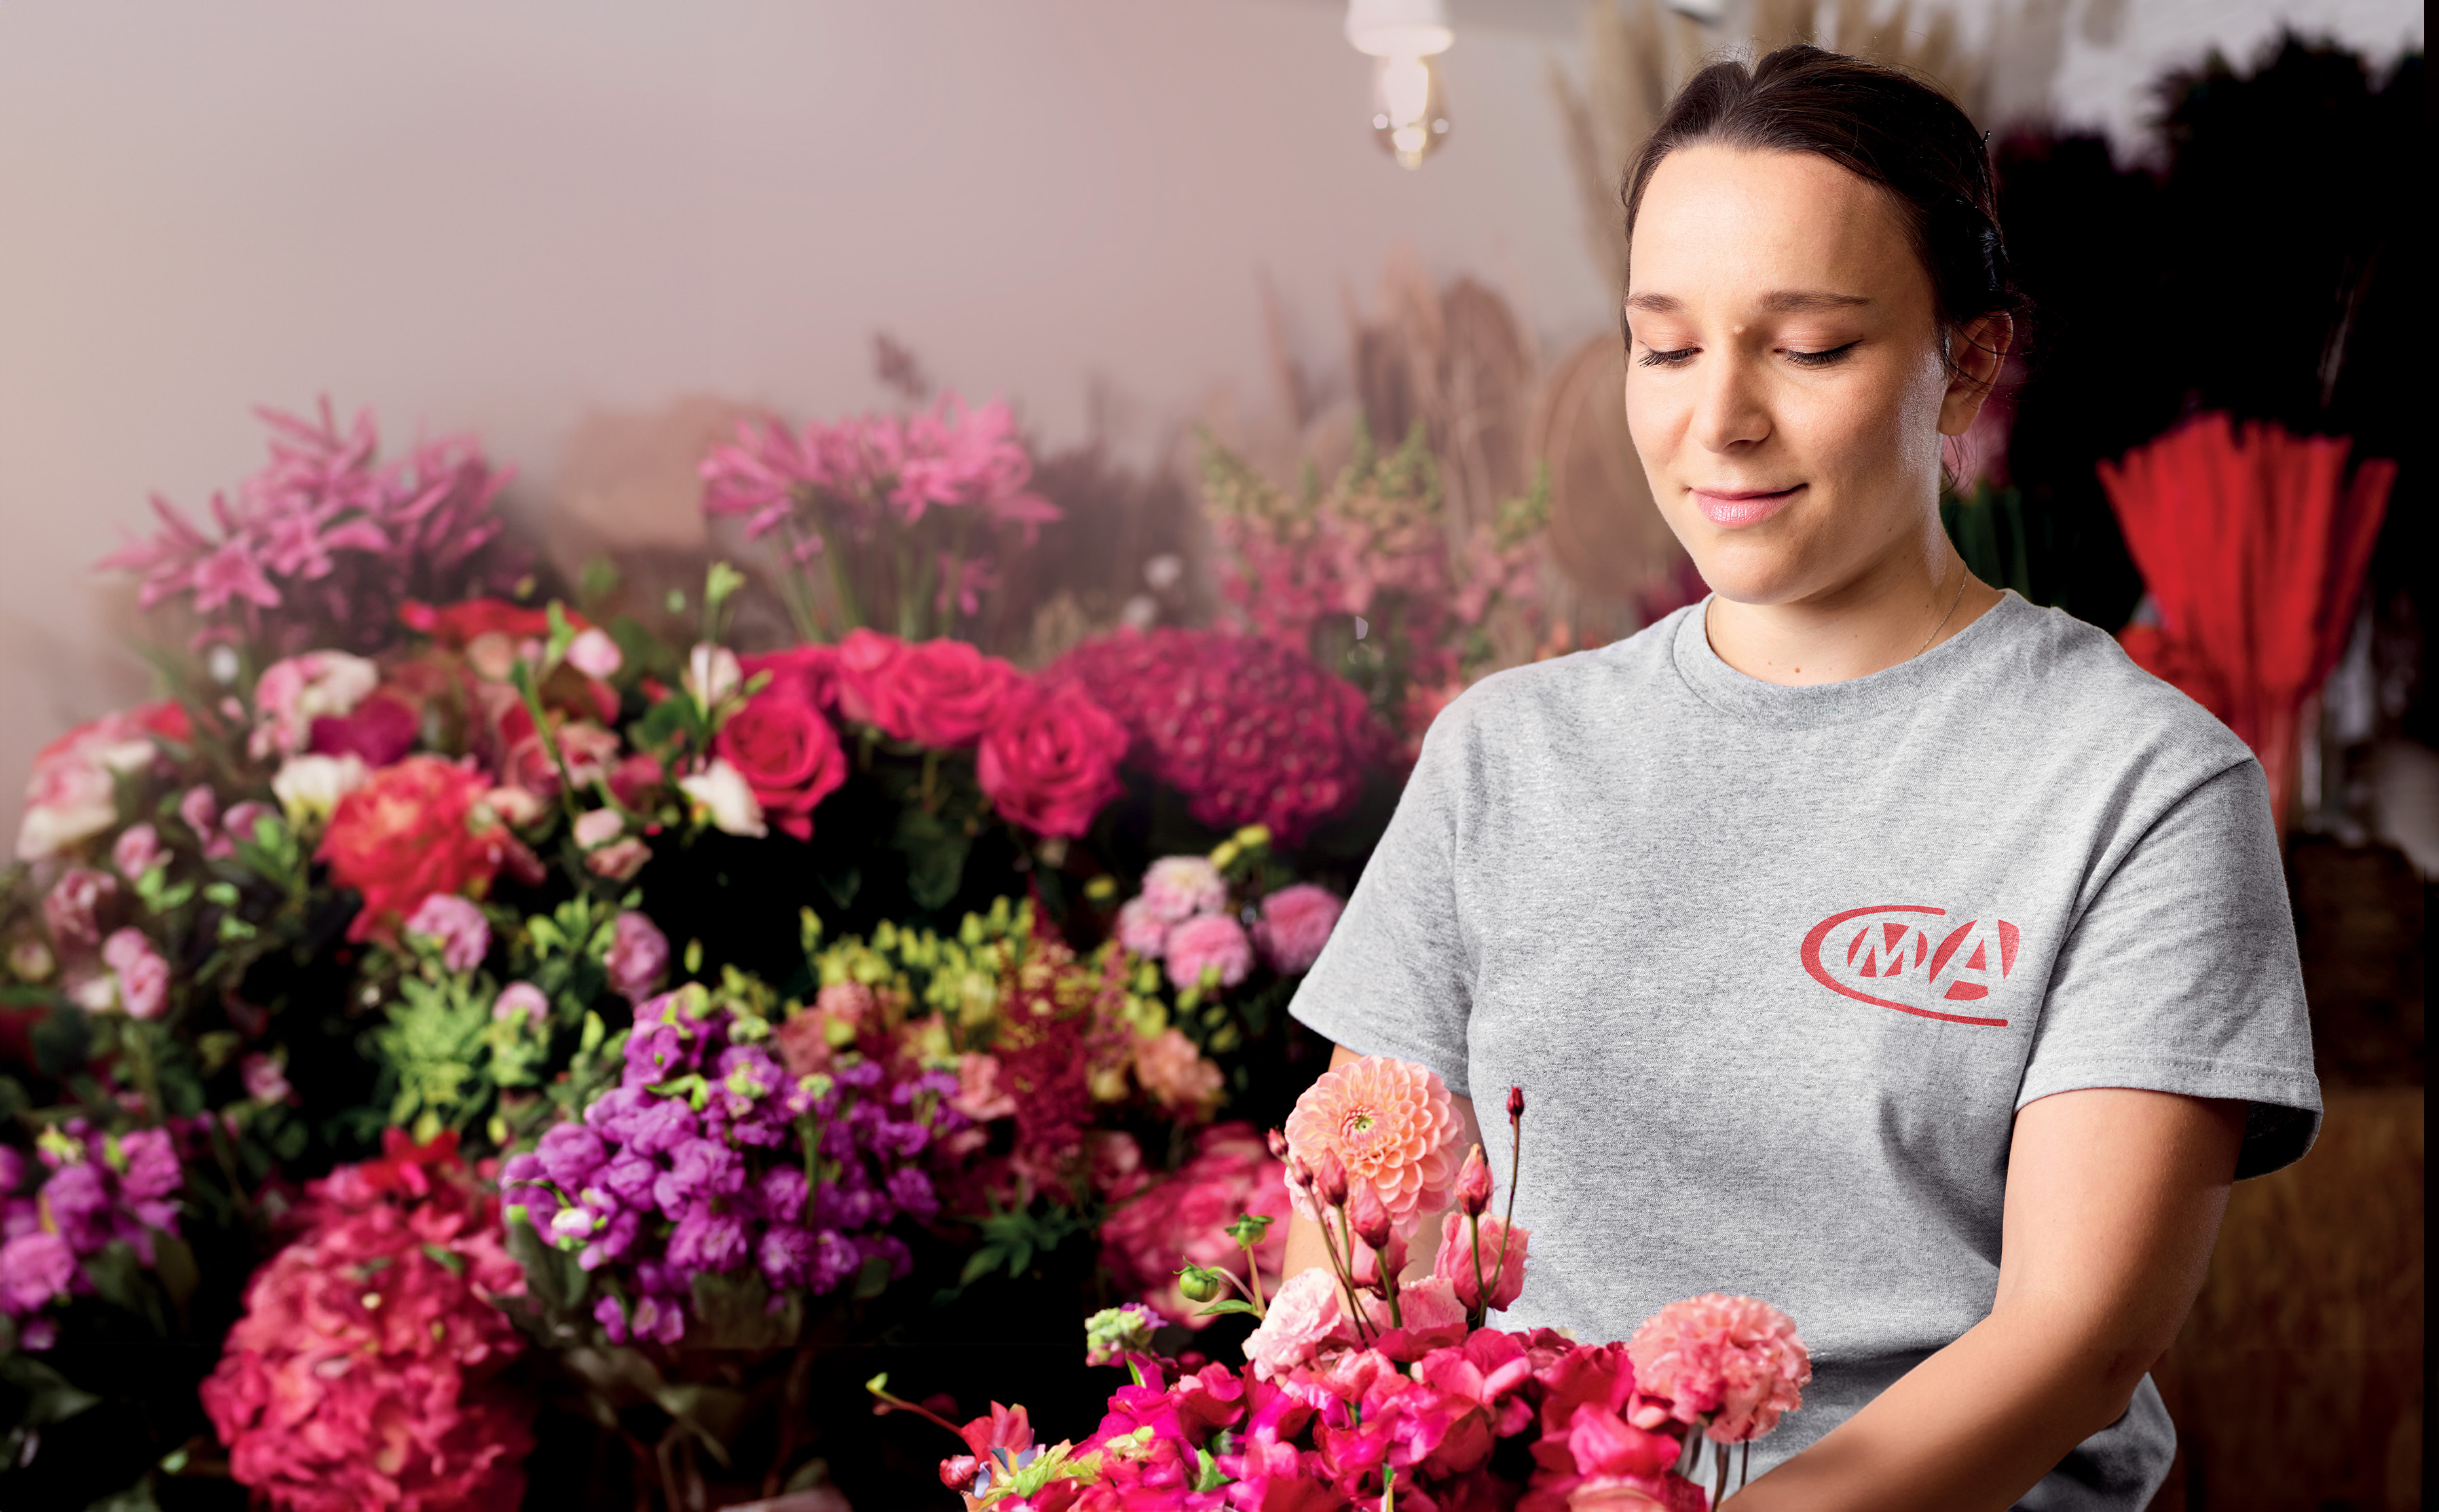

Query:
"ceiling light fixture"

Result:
[[1345, 0, 1453, 170]]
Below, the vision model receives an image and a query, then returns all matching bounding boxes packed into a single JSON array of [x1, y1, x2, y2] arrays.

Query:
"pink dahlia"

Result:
[[1283, 1055, 1463, 1236], [1627, 1293, 1811, 1444]]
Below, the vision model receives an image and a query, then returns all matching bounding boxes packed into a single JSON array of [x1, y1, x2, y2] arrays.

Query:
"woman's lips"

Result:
[[1691, 485, 1802, 528]]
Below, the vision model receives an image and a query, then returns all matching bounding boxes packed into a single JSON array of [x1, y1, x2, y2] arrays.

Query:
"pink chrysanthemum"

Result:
[[1282, 1055, 1462, 1236], [1626, 1293, 1812, 1444]]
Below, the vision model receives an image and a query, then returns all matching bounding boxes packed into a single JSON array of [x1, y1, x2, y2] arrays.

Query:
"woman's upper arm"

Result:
[[1995, 1086, 2246, 1399]]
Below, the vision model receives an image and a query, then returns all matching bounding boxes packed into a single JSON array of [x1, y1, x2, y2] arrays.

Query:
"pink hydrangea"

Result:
[[1163, 912, 1253, 992], [1138, 856, 1227, 924], [1241, 1266, 1352, 1380], [604, 911, 669, 1002], [1282, 1054, 1463, 1236], [1626, 1293, 1811, 1444], [1046, 628, 1391, 843], [403, 894, 491, 973], [1254, 882, 1344, 975]]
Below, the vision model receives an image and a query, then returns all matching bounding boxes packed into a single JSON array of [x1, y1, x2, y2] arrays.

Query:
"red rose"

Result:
[[319, 755, 510, 941], [740, 644, 841, 713], [976, 683, 1126, 838], [713, 685, 848, 841], [829, 628, 908, 734], [890, 639, 1024, 747]]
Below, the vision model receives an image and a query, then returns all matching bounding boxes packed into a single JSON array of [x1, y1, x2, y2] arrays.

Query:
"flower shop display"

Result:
[[895, 1057, 1812, 1510]]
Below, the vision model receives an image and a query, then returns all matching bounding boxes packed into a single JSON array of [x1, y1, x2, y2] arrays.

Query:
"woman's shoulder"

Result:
[[1426, 609, 1690, 744], [1983, 595, 2256, 778]]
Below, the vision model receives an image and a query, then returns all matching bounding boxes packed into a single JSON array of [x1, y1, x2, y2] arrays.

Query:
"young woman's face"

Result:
[[1623, 145, 1994, 607]]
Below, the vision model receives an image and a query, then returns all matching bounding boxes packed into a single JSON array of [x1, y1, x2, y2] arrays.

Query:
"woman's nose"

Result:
[[1688, 353, 1771, 455]]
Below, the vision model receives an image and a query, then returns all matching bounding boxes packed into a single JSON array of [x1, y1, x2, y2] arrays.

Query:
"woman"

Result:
[[1282, 45, 2317, 1511]]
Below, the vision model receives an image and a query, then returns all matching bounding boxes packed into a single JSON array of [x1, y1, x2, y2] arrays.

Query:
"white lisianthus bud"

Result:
[[686, 643, 743, 709], [565, 628, 624, 679], [269, 753, 370, 825], [678, 759, 766, 837]]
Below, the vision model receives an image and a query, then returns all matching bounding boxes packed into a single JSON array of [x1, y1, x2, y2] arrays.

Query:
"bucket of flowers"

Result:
[[874, 1056, 1812, 1509]]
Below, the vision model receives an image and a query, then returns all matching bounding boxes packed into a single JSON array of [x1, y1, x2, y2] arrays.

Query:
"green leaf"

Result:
[[422, 1243, 468, 1275], [892, 805, 971, 911], [1194, 1299, 1259, 1317], [958, 1245, 1006, 1287]]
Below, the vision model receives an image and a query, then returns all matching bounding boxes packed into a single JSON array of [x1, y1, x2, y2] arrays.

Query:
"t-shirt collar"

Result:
[[1664, 588, 2032, 727]]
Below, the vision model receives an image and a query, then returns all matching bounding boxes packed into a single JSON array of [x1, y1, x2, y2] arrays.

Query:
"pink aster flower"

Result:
[[1241, 1266, 1352, 1380], [1627, 1293, 1812, 1443], [1162, 912, 1252, 992], [1282, 1054, 1463, 1236]]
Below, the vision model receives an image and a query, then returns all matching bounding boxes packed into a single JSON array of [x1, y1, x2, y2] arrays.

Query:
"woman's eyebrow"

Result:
[[1760, 290, 1873, 311]]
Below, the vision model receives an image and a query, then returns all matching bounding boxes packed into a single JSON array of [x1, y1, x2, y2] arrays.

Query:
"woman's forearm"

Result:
[[1722, 1293, 2157, 1511]]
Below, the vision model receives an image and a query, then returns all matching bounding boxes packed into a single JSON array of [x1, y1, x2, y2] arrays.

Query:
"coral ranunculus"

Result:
[[1626, 1293, 1811, 1444], [712, 681, 848, 841], [975, 682, 1127, 839], [1282, 1054, 1463, 1236], [318, 755, 509, 941]]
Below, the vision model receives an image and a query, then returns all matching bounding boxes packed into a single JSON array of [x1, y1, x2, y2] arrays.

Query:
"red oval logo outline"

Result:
[[1800, 905, 2011, 1028]]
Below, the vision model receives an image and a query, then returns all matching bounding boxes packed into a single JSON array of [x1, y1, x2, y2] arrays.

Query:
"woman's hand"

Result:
[[1728, 1086, 2246, 1511]]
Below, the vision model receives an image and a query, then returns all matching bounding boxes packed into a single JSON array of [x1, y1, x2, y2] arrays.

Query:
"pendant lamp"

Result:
[[1345, 0, 1453, 169]]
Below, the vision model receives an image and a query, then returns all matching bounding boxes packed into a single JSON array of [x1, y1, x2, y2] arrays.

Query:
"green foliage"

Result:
[[950, 1199, 1092, 1293]]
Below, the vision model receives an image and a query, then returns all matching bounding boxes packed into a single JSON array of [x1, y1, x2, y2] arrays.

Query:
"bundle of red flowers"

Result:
[[893, 1058, 1811, 1510], [201, 1130, 534, 1512]]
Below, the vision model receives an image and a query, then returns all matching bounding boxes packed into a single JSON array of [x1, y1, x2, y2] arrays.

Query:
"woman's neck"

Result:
[[1702, 543, 2004, 687]]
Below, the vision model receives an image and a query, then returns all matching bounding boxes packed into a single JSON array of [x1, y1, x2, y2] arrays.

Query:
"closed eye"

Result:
[[1785, 341, 1861, 367], [1637, 345, 1697, 368]]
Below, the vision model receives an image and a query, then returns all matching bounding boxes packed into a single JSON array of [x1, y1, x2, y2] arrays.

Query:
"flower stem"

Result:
[[1312, 1207, 1372, 1343], [1467, 1211, 1489, 1330], [864, 1373, 967, 1444], [1235, 1236, 1267, 1319], [1491, 1111, 1523, 1319], [1713, 1438, 1729, 1509]]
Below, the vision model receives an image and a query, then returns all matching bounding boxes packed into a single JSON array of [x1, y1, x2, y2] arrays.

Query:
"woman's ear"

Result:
[[1938, 312, 2013, 436]]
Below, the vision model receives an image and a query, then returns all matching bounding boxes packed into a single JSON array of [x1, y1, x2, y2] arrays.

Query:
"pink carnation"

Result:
[[1114, 896, 1170, 958], [1162, 912, 1253, 992], [1434, 1211, 1529, 1312], [1627, 1293, 1812, 1444], [1254, 882, 1343, 975], [1138, 856, 1227, 924], [1282, 1054, 1462, 1236], [1241, 1266, 1352, 1380]]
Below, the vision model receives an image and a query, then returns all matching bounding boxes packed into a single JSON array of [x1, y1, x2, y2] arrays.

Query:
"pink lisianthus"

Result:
[[1131, 1027, 1223, 1118], [604, 911, 669, 1002], [975, 682, 1127, 839], [1161, 912, 1253, 992], [1436, 1211, 1529, 1313], [1626, 1293, 1811, 1443], [250, 651, 379, 759], [1138, 856, 1228, 924], [16, 703, 188, 863], [100, 928, 171, 1020], [1282, 1054, 1463, 1236], [1254, 882, 1344, 976], [1362, 1274, 1471, 1355], [1241, 1266, 1353, 1380], [1523, 1404, 1704, 1512]]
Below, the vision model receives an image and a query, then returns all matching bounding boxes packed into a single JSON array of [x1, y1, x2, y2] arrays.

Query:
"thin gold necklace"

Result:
[[1704, 567, 1971, 665]]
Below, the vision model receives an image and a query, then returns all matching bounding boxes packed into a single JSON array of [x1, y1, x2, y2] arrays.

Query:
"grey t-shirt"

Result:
[[1288, 592, 2320, 1510]]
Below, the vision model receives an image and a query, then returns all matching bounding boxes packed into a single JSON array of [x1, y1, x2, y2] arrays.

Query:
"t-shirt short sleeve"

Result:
[[1288, 705, 1476, 1097], [2017, 757, 2322, 1177]]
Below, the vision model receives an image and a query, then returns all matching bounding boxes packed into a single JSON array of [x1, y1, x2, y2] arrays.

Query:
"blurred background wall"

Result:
[[0, 0, 2423, 843]]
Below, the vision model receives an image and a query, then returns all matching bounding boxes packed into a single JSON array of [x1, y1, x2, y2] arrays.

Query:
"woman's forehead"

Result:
[[1627, 144, 1921, 308]]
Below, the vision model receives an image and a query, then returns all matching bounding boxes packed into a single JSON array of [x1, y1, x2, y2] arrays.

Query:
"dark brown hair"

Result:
[[1622, 45, 2026, 365]]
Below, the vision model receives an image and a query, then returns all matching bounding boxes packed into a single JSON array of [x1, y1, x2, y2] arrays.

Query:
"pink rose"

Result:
[[886, 639, 1024, 748], [828, 629, 908, 732], [306, 694, 417, 768], [1254, 882, 1344, 976], [975, 683, 1126, 839], [43, 867, 119, 951], [739, 645, 840, 712], [101, 928, 169, 1019], [1242, 1266, 1352, 1380], [711, 680, 848, 842], [584, 838, 650, 882], [404, 894, 491, 973], [605, 911, 669, 1002], [1434, 1211, 1529, 1312], [1138, 856, 1227, 923], [1162, 912, 1252, 992]]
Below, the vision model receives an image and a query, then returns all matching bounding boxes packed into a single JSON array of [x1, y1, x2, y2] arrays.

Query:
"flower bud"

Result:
[[1266, 1127, 1290, 1162], [1457, 1143, 1493, 1217], [1507, 1085, 1525, 1122], [940, 1454, 982, 1491], [1225, 1213, 1274, 1249], [1347, 1181, 1392, 1252], [1314, 1150, 1349, 1209], [1286, 1154, 1313, 1193], [1176, 1266, 1225, 1304]]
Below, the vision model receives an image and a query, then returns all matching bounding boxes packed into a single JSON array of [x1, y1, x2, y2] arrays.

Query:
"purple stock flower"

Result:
[[534, 1125, 606, 1192], [886, 1165, 939, 1224], [0, 1232, 78, 1316], [667, 1205, 749, 1272]]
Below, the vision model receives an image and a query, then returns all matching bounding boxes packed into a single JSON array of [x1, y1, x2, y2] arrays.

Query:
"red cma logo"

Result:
[[1800, 905, 2022, 1029]]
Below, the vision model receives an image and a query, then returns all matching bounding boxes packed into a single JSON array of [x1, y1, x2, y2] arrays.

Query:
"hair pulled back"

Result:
[[1623, 45, 2026, 359]]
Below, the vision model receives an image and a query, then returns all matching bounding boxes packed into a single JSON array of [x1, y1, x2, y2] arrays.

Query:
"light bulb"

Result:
[[1369, 52, 1449, 169]]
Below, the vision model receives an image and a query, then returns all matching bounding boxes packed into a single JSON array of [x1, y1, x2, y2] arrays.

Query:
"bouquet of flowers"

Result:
[[893, 1057, 1812, 1510]]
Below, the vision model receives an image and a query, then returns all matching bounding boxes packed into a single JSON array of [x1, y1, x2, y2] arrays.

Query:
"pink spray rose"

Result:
[[1282, 1054, 1463, 1236], [1131, 1027, 1223, 1117], [975, 682, 1127, 839], [101, 928, 170, 1020], [1241, 1266, 1352, 1380], [1434, 1211, 1529, 1312], [1626, 1293, 1811, 1443], [1161, 911, 1253, 993], [605, 911, 669, 1002], [1254, 882, 1344, 975], [43, 868, 119, 952], [1138, 856, 1228, 924], [403, 894, 491, 973]]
